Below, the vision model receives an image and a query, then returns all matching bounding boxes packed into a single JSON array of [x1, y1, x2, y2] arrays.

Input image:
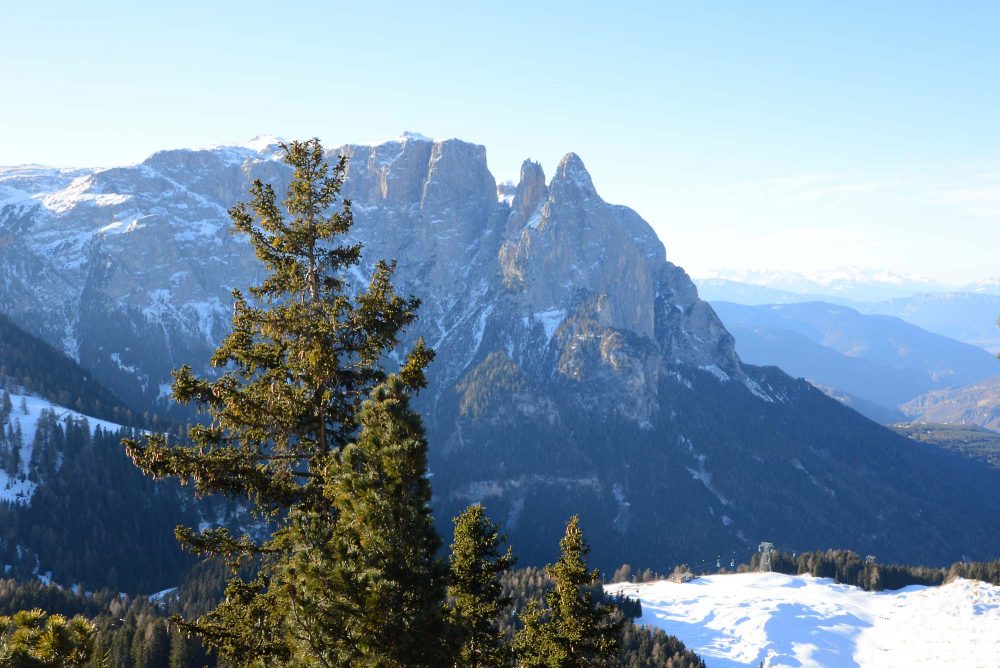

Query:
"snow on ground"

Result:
[[606, 572, 1000, 668], [0, 391, 125, 505]]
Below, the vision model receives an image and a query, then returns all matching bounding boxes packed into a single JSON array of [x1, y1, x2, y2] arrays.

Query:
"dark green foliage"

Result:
[[514, 516, 623, 667], [124, 138, 429, 516], [271, 377, 450, 667], [0, 419, 195, 593], [747, 548, 1000, 591], [949, 559, 1000, 585], [447, 504, 514, 667], [0, 608, 97, 667], [501, 568, 700, 668], [0, 581, 119, 620]]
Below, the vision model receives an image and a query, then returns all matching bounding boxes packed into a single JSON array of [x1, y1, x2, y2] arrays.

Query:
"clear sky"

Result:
[[3, 1, 999, 283]]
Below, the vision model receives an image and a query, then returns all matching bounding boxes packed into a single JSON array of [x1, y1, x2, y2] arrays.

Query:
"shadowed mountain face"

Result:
[[3, 136, 1000, 570]]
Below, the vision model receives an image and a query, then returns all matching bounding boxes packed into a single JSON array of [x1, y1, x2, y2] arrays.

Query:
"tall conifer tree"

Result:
[[272, 376, 449, 667], [514, 516, 622, 668], [447, 504, 514, 668], [123, 139, 437, 665]]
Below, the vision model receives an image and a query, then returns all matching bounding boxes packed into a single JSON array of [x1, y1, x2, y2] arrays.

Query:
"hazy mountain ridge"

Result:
[[697, 268, 1000, 303], [710, 301, 999, 421], [696, 278, 1000, 354], [3, 136, 1000, 570]]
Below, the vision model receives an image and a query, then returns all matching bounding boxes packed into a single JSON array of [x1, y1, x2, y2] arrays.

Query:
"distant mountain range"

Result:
[[696, 269, 1000, 303], [3, 135, 1000, 573], [695, 277, 1000, 354], [711, 301, 1000, 422]]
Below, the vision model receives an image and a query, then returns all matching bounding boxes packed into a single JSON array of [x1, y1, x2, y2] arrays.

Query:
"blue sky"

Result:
[[2, 1, 998, 282]]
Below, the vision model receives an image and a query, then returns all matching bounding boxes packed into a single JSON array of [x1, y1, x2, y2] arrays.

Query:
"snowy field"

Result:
[[606, 572, 1000, 667]]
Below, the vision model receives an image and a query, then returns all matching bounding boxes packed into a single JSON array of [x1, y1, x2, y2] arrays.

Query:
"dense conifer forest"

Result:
[[0, 314, 144, 427]]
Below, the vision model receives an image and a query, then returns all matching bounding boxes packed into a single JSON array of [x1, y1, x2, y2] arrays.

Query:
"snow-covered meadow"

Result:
[[606, 571, 1000, 667]]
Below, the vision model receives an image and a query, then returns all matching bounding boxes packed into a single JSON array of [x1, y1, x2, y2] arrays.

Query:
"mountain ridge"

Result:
[[3, 135, 1000, 569]]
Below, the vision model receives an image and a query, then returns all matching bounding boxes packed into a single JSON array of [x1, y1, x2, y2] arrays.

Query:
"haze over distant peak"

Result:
[[692, 266, 1000, 302]]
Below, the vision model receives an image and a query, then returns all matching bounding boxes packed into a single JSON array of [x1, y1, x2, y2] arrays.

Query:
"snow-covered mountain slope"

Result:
[[607, 572, 1000, 668], [0, 390, 124, 504], [5, 136, 1000, 569]]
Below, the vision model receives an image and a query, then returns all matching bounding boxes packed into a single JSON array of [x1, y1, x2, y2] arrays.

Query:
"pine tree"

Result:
[[271, 376, 450, 666], [131, 619, 170, 668], [0, 609, 97, 667], [446, 504, 515, 668], [513, 516, 622, 668], [0, 389, 11, 424], [8, 420, 22, 476], [122, 138, 436, 665]]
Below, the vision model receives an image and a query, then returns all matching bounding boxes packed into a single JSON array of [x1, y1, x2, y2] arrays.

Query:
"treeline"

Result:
[[750, 548, 1000, 591], [0, 554, 704, 668], [500, 567, 702, 668], [0, 416, 196, 593], [0, 313, 143, 427], [608, 548, 1000, 593]]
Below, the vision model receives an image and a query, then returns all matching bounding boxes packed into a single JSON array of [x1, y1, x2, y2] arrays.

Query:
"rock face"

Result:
[[3, 135, 1000, 569]]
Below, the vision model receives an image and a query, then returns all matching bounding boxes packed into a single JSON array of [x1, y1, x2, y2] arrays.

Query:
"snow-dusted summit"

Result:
[[4, 135, 1000, 569]]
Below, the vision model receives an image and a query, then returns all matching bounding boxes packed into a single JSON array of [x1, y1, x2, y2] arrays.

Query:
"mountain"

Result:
[[857, 293, 1000, 354], [693, 277, 1000, 354], [0, 311, 140, 425], [962, 276, 1000, 295], [693, 278, 860, 307], [4, 136, 1000, 574], [0, 316, 197, 591], [695, 268, 946, 302], [710, 301, 999, 417], [901, 374, 1000, 432], [608, 572, 1000, 668]]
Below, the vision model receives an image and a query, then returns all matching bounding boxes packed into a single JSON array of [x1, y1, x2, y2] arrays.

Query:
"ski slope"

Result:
[[606, 572, 1000, 667]]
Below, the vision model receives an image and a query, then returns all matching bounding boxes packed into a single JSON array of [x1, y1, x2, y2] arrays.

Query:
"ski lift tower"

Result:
[[758, 542, 775, 572]]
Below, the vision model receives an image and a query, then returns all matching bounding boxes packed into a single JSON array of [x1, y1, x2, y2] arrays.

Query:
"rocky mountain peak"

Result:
[[0, 134, 748, 418], [508, 160, 547, 232], [3, 136, 1000, 575], [552, 152, 597, 195]]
